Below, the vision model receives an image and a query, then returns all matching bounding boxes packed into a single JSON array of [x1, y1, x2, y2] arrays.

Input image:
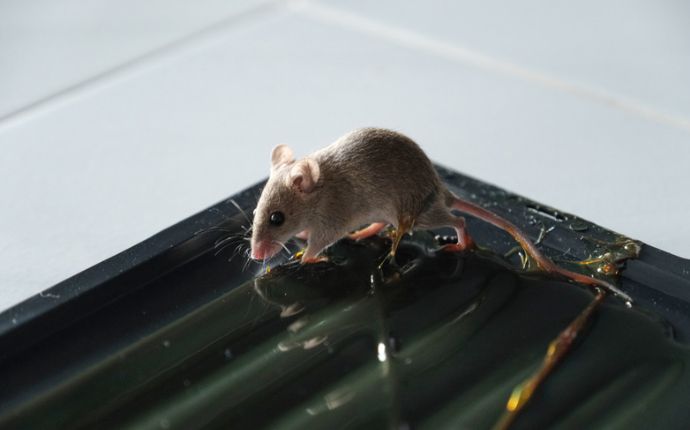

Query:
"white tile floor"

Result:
[[1, 0, 689, 313]]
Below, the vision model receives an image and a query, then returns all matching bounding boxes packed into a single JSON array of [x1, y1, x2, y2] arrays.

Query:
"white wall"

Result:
[[1, 0, 689, 313]]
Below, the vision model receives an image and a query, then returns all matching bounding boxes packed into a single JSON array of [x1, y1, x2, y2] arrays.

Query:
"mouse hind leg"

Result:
[[440, 216, 475, 252], [389, 215, 416, 257], [415, 204, 474, 251], [349, 222, 387, 240]]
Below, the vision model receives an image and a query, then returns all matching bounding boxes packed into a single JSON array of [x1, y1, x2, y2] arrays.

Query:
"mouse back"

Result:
[[314, 128, 444, 217]]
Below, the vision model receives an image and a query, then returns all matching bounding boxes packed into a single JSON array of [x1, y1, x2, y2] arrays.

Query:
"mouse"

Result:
[[250, 127, 631, 302]]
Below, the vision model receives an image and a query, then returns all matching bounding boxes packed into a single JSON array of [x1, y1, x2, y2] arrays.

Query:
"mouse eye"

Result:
[[269, 211, 285, 226]]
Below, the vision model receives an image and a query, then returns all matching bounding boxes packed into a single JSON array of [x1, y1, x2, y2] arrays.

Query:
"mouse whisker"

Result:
[[228, 198, 253, 227], [239, 248, 254, 272], [272, 240, 291, 256], [194, 226, 235, 236], [214, 234, 240, 249], [226, 242, 241, 259], [232, 242, 251, 261], [216, 234, 251, 256], [214, 241, 238, 257]]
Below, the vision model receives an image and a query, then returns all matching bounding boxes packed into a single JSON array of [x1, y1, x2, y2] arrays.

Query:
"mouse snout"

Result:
[[250, 239, 281, 261]]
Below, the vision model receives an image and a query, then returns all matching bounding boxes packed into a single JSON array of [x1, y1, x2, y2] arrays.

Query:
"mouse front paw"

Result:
[[294, 248, 330, 264], [301, 255, 330, 264]]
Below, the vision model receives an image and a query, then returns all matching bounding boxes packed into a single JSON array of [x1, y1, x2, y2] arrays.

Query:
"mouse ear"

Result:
[[288, 158, 320, 193], [271, 144, 294, 170]]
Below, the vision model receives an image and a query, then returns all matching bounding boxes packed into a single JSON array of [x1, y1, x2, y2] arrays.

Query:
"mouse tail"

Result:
[[447, 192, 544, 261], [448, 192, 632, 303]]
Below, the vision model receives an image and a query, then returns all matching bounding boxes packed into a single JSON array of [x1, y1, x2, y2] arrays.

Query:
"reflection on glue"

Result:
[[377, 342, 387, 362]]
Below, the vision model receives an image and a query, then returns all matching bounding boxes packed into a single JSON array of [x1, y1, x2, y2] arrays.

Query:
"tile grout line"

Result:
[[294, 1, 690, 133], [0, 0, 288, 132]]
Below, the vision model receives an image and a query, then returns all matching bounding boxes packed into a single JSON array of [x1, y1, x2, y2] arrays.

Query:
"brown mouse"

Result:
[[250, 128, 631, 302]]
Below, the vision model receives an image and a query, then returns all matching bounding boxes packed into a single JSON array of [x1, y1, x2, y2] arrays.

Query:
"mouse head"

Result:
[[250, 144, 321, 261]]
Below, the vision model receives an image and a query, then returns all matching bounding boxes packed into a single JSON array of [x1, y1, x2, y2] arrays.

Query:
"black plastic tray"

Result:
[[1, 165, 689, 429]]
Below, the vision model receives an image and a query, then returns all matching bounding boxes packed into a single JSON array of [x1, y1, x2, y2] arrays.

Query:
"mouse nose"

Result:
[[251, 240, 278, 261], [250, 243, 266, 261]]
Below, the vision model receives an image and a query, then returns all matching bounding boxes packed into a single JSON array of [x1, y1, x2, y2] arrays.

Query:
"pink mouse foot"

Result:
[[440, 243, 466, 253], [349, 223, 387, 240], [301, 255, 329, 264], [440, 237, 475, 253], [440, 219, 475, 253]]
